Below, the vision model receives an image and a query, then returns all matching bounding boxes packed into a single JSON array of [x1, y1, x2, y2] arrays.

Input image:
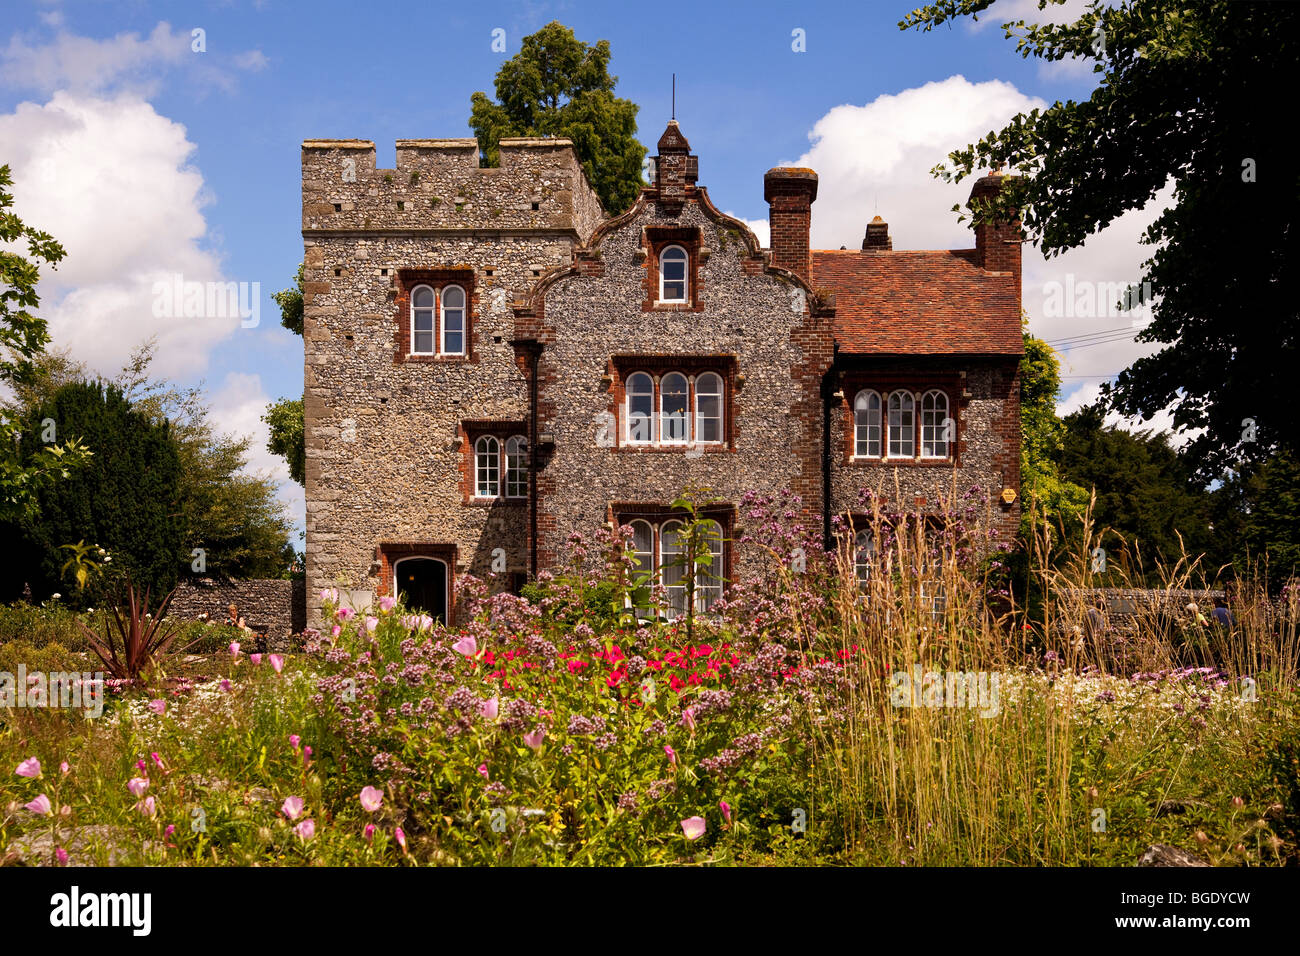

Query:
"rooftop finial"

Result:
[[672, 73, 675, 121]]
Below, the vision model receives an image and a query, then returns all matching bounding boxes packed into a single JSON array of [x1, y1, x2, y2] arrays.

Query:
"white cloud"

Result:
[[210, 372, 304, 529], [0, 20, 266, 97], [0, 91, 242, 381]]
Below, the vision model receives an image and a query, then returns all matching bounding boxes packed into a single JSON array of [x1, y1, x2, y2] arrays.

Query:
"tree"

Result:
[[0, 164, 91, 520], [903, 0, 1300, 482], [1059, 404, 1215, 580], [470, 21, 646, 215], [264, 264, 305, 487], [4, 343, 296, 584], [1019, 323, 1087, 537], [5, 380, 183, 603], [115, 342, 295, 579], [1210, 453, 1300, 586]]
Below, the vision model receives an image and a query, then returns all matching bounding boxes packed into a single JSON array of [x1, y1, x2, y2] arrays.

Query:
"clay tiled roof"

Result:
[[812, 249, 1022, 356]]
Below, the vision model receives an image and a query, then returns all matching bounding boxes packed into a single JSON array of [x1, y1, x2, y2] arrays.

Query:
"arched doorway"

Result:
[[393, 557, 448, 624]]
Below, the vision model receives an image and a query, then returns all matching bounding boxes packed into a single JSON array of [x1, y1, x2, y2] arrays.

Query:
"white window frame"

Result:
[[659, 519, 688, 618], [626, 372, 655, 445], [504, 435, 528, 499], [887, 391, 916, 459], [854, 530, 875, 591], [440, 284, 466, 356], [853, 389, 882, 458], [659, 372, 690, 446], [920, 390, 950, 459], [694, 372, 724, 445], [658, 245, 689, 304], [474, 435, 500, 498], [410, 284, 436, 355]]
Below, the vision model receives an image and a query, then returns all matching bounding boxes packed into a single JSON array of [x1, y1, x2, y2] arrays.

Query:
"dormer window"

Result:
[[658, 245, 688, 303]]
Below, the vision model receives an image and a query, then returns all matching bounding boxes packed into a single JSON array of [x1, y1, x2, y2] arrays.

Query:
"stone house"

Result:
[[300, 121, 1022, 625]]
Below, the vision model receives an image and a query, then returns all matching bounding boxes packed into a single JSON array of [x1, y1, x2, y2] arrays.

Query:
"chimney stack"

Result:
[[764, 167, 818, 283], [862, 215, 892, 251], [968, 172, 1022, 286]]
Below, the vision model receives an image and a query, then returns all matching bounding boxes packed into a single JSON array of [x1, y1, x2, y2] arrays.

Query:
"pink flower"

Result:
[[720, 800, 732, 826], [359, 786, 383, 812], [294, 819, 316, 841], [303, 745, 313, 768], [480, 697, 499, 720], [136, 759, 147, 772], [681, 707, 697, 733], [282, 795, 305, 821], [523, 726, 545, 750], [365, 616, 379, 633], [379, 595, 396, 612], [664, 745, 677, 767], [338, 607, 356, 621], [452, 635, 477, 657], [15, 757, 41, 778], [269, 654, 284, 674], [150, 752, 165, 770], [165, 824, 176, 838], [127, 777, 149, 797], [55, 847, 68, 865], [288, 734, 301, 752], [477, 764, 489, 779], [136, 796, 156, 818], [250, 654, 262, 666], [395, 826, 408, 856], [331, 625, 342, 638], [25, 794, 51, 815], [320, 587, 339, 604], [681, 816, 706, 840], [59, 762, 70, 775], [219, 679, 232, 693], [229, 641, 241, 658], [364, 823, 376, 844], [147, 699, 166, 715]]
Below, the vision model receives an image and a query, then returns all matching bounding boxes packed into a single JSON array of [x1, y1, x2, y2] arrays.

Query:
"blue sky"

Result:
[[1, 0, 1167, 535]]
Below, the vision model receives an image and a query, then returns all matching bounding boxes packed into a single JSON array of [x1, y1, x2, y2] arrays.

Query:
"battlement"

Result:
[[302, 136, 604, 242]]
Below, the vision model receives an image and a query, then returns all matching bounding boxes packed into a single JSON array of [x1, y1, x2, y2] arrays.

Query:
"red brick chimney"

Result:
[[764, 167, 818, 283], [968, 172, 1022, 286], [862, 215, 892, 252]]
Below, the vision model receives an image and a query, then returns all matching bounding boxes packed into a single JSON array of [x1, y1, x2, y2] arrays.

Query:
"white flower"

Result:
[[51, 592, 61, 599]]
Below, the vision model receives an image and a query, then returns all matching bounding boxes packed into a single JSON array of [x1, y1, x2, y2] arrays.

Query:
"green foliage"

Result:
[[903, 0, 1300, 481], [0, 166, 92, 521], [272, 262, 304, 336], [262, 397, 304, 488], [1019, 325, 1087, 537], [264, 264, 306, 488], [1211, 452, 1300, 584], [469, 21, 646, 215], [1060, 403, 1214, 578], [6, 380, 183, 604]]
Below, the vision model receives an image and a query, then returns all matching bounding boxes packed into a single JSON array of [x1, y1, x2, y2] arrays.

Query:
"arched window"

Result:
[[660, 520, 687, 618], [474, 435, 499, 497], [854, 390, 882, 458], [411, 285, 435, 354], [627, 372, 654, 444], [695, 372, 724, 444], [659, 245, 688, 303], [628, 520, 654, 615], [505, 435, 528, 498], [660, 372, 689, 444], [695, 519, 725, 613], [921, 390, 950, 458], [887, 391, 915, 458], [441, 284, 466, 355], [854, 530, 875, 590]]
